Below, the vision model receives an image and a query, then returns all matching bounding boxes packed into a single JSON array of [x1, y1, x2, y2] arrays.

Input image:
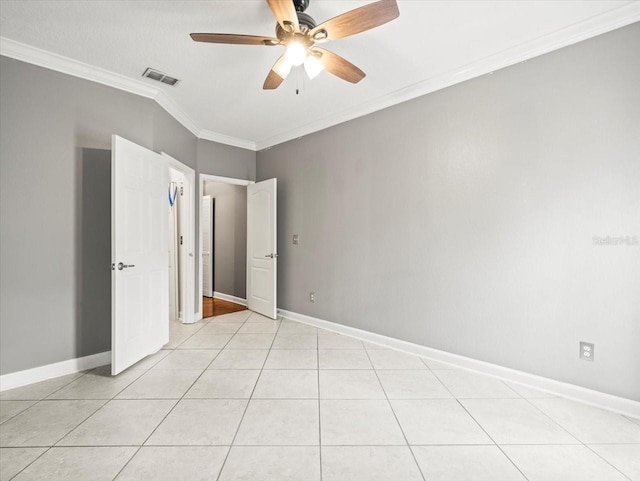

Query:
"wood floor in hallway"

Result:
[[203, 296, 247, 318]]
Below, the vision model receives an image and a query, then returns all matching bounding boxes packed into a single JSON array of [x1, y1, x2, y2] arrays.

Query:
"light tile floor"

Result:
[[1, 312, 639, 481]]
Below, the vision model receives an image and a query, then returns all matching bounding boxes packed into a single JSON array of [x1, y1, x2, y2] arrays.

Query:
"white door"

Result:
[[202, 195, 213, 298], [247, 178, 277, 319], [111, 135, 169, 375]]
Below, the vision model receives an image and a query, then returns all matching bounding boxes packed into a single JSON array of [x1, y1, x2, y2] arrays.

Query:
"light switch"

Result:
[[293, 234, 299, 245]]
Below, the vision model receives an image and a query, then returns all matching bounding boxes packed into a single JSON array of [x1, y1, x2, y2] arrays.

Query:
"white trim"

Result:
[[199, 129, 256, 151], [3, 3, 640, 151], [256, 3, 640, 150], [0, 37, 158, 100], [0, 351, 111, 392], [213, 291, 247, 307], [198, 173, 254, 318], [200, 174, 255, 187], [162, 153, 196, 324], [278, 308, 640, 419], [0, 37, 255, 151]]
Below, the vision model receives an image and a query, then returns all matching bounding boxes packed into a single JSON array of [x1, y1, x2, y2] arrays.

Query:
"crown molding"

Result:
[[254, 2, 640, 150], [0, 36, 159, 100], [198, 129, 257, 151], [0, 36, 256, 151], [2, 2, 639, 153]]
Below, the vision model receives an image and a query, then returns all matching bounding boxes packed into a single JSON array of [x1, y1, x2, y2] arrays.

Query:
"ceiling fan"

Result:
[[190, 0, 399, 90]]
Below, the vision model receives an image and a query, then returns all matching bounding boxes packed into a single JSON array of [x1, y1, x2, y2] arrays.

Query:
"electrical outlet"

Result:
[[310, 292, 315, 303], [580, 342, 594, 361], [293, 234, 299, 245]]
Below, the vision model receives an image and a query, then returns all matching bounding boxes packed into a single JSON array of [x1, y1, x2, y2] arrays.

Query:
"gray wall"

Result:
[[79, 149, 112, 357], [203, 182, 247, 299], [0, 56, 256, 375], [257, 24, 640, 400], [198, 139, 256, 181]]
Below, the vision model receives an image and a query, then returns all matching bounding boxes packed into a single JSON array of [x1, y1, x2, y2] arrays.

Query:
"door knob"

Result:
[[264, 253, 279, 258], [117, 262, 135, 270]]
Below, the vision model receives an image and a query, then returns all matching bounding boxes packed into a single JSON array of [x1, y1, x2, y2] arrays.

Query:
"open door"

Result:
[[247, 178, 277, 319], [111, 135, 169, 375], [202, 195, 213, 298]]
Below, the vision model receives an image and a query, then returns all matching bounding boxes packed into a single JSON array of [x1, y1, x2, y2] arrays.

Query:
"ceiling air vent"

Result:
[[142, 68, 180, 86]]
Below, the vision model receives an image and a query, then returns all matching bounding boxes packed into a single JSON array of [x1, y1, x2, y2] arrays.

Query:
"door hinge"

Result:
[[180, 186, 184, 196], [180, 236, 183, 245]]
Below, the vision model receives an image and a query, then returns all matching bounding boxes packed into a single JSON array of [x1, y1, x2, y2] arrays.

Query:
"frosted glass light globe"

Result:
[[285, 41, 307, 66], [304, 55, 324, 79]]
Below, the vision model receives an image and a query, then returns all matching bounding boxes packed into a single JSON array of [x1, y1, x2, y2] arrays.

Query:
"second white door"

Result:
[[202, 195, 213, 298], [247, 179, 277, 319]]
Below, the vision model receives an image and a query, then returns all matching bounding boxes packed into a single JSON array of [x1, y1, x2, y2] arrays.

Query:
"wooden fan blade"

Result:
[[263, 55, 291, 89], [266, 0, 299, 33], [313, 48, 365, 84], [190, 33, 279, 46], [310, 0, 399, 42]]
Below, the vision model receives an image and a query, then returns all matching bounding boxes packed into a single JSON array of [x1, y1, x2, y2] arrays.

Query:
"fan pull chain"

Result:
[[295, 67, 305, 95]]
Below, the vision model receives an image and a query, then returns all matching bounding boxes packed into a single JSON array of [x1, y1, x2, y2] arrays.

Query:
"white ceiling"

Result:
[[1, 1, 638, 149]]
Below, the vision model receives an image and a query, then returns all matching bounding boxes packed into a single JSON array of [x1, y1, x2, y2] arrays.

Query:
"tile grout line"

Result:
[[172, 310, 249, 350], [0, 401, 37, 426], [213, 312, 284, 481], [429, 368, 532, 481], [4, 446, 51, 481], [5, 315, 637, 480], [362, 344, 427, 481], [48, 364, 151, 402], [4, 399, 109, 480], [3, 365, 108, 479], [108, 314, 242, 481], [165, 317, 210, 349], [2, 351, 161, 480], [453, 400, 530, 481], [3, 310, 240, 481], [8, 442, 634, 448], [9, 395, 591, 403], [580, 444, 634, 481], [519, 396, 635, 481]]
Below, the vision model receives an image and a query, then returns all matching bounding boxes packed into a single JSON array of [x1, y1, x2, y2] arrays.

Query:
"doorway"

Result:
[[200, 176, 249, 317], [198, 173, 278, 320], [168, 167, 184, 322], [163, 153, 196, 325]]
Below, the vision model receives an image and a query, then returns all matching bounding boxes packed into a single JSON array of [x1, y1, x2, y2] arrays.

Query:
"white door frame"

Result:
[[162, 153, 196, 324], [198, 173, 254, 320]]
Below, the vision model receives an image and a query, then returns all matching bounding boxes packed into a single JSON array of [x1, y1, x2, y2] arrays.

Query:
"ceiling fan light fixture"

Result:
[[304, 54, 324, 79], [190, 0, 400, 90], [274, 58, 293, 79], [285, 40, 307, 66]]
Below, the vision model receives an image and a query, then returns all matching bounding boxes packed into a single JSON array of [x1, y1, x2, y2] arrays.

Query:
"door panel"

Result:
[[202, 195, 213, 298], [112, 135, 169, 375], [247, 179, 277, 319]]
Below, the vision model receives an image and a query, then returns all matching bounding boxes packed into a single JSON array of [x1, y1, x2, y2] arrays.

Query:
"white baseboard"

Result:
[[0, 351, 111, 392], [213, 292, 247, 307], [278, 308, 640, 419]]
